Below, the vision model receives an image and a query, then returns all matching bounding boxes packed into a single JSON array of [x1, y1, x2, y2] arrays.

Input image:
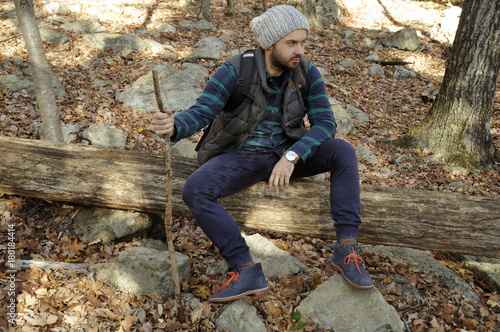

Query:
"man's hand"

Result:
[[268, 157, 295, 193], [152, 109, 175, 137]]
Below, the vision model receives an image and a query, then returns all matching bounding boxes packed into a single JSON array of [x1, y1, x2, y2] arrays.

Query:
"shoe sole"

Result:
[[332, 262, 374, 290], [209, 287, 269, 304]]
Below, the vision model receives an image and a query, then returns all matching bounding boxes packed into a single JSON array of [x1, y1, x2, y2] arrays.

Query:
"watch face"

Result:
[[286, 151, 297, 161]]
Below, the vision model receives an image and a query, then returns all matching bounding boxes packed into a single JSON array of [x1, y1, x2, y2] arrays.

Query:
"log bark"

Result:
[[1, 136, 499, 258]]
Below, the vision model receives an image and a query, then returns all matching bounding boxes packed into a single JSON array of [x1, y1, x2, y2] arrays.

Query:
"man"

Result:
[[152, 5, 373, 303]]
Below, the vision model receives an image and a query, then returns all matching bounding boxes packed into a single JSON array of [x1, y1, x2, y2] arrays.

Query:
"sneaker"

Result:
[[331, 242, 374, 290], [209, 263, 269, 303]]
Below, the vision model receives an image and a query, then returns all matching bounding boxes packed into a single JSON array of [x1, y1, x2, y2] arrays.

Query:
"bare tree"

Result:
[[14, 0, 63, 142], [225, 0, 235, 17], [399, 0, 500, 169], [198, 0, 211, 21]]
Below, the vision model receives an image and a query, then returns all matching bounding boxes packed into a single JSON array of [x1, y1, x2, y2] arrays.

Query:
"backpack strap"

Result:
[[225, 50, 256, 110]]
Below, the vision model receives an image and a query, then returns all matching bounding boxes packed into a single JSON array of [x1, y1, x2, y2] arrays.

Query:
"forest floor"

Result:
[[0, 0, 499, 331]]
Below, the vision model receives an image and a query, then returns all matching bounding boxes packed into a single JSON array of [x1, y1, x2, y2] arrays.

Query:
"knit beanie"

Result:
[[250, 5, 310, 50]]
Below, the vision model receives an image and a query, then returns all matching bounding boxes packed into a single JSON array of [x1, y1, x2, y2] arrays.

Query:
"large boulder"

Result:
[[116, 65, 203, 112], [0, 74, 66, 99], [215, 299, 268, 332], [363, 246, 480, 301], [381, 27, 420, 51], [74, 207, 152, 243], [82, 33, 145, 53], [246, 234, 306, 278], [297, 273, 409, 331], [90, 246, 190, 299]]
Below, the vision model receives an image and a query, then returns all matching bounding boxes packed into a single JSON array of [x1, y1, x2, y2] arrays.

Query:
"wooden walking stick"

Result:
[[152, 70, 181, 296]]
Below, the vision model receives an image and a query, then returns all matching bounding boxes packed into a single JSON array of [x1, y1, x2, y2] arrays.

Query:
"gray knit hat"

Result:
[[250, 5, 310, 50]]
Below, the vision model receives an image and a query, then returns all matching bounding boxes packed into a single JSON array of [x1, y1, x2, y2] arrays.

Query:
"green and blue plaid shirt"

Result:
[[172, 60, 336, 162]]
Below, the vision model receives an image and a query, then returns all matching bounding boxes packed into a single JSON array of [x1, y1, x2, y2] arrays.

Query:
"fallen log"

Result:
[[0, 136, 499, 257]]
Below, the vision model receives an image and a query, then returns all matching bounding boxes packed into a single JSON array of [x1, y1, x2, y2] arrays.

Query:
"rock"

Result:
[[394, 66, 417, 79], [90, 246, 190, 299], [338, 57, 356, 70], [74, 207, 152, 243], [143, 39, 165, 54], [331, 104, 356, 136], [206, 260, 230, 276], [363, 37, 375, 48], [39, 27, 72, 44], [82, 123, 128, 148], [381, 26, 420, 51], [180, 19, 216, 31], [451, 166, 468, 175], [215, 299, 268, 332], [45, 2, 68, 15], [460, 256, 500, 292], [189, 36, 229, 60], [116, 66, 203, 112], [421, 86, 440, 103], [0, 73, 66, 99], [171, 139, 197, 159], [366, 52, 380, 61], [132, 238, 168, 252], [317, 67, 331, 77], [61, 122, 83, 143], [343, 29, 356, 39], [315, 0, 340, 27], [346, 105, 370, 124], [356, 146, 378, 165], [366, 64, 385, 77], [82, 33, 145, 53], [297, 273, 408, 331], [182, 63, 210, 84], [362, 246, 480, 301], [157, 22, 177, 33], [246, 234, 305, 278], [181, 293, 202, 309], [61, 20, 105, 33]]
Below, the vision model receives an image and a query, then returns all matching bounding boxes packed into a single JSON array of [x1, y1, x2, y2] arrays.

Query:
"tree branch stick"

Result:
[[152, 70, 181, 296]]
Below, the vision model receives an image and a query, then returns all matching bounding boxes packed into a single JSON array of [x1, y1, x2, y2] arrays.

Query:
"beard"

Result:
[[269, 47, 302, 72]]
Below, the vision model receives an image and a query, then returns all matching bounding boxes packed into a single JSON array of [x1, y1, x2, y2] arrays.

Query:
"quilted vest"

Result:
[[196, 47, 309, 165]]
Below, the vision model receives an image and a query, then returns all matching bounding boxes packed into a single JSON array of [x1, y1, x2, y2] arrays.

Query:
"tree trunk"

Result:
[[1, 137, 499, 258], [225, 0, 235, 17], [399, 0, 500, 169], [198, 0, 210, 21], [14, 0, 63, 142]]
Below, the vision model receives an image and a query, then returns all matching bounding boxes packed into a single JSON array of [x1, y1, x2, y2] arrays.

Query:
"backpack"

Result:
[[195, 49, 310, 153]]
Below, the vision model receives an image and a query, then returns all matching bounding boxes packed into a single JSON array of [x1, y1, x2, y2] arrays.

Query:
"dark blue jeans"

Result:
[[182, 138, 361, 268]]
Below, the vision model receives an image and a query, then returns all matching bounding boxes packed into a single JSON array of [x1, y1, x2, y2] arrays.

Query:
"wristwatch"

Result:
[[285, 150, 300, 164]]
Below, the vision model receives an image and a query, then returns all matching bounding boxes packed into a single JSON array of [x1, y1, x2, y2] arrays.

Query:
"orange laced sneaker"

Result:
[[209, 263, 269, 303], [331, 242, 374, 289]]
